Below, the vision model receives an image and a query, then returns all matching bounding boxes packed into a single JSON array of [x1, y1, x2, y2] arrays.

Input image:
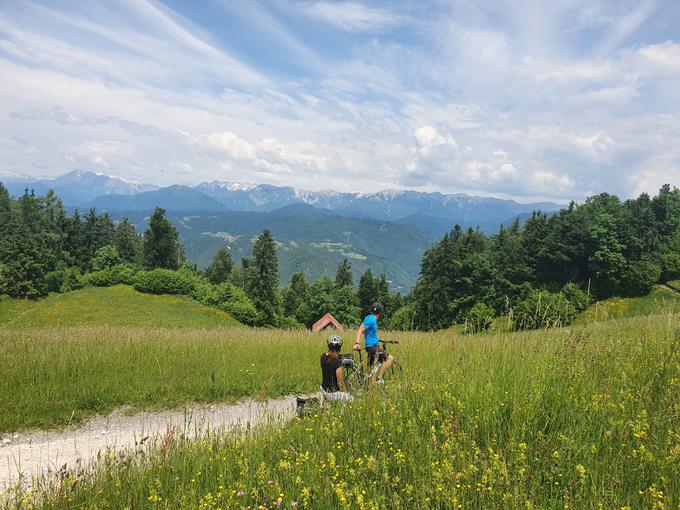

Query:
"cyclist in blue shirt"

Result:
[[353, 303, 393, 386]]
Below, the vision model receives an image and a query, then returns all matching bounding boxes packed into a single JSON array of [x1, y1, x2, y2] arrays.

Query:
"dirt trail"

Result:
[[0, 395, 305, 492]]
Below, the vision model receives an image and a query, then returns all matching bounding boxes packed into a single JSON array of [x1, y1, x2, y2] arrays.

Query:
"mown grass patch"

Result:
[[0, 285, 238, 329], [575, 286, 680, 324], [7, 314, 680, 509], [667, 279, 680, 291]]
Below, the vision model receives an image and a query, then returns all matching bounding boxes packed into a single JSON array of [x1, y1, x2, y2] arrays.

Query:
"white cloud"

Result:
[[531, 170, 575, 193], [414, 125, 458, 156], [197, 131, 256, 161], [1, 0, 679, 202], [297, 2, 404, 32]]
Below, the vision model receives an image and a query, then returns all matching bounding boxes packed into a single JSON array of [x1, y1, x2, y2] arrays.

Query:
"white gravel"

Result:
[[0, 395, 305, 493]]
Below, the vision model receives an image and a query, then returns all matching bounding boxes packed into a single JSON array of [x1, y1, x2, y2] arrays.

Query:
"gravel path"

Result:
[[0, 395, 306, 493]]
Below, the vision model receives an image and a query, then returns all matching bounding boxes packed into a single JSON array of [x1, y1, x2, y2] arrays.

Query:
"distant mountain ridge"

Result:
[[1, 169, 562, 236], [1, 169, 158, 205]]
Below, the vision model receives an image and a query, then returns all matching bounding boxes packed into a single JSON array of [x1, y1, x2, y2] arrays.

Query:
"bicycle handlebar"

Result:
[[381, 340, 399, 345]]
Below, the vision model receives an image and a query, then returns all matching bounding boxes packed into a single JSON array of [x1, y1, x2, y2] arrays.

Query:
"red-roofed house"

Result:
[[312, 313, 342, 331]]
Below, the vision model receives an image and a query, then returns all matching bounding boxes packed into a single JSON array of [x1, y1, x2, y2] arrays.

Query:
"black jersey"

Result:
[[320, 353, 341, 392]]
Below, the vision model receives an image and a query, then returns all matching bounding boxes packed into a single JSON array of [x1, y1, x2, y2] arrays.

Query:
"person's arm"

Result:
[[354, 323, 365, 351], [335, 366, 346, 392]]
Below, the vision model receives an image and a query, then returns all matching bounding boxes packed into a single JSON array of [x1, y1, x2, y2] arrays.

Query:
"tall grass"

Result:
[[0, 326, 324, 432], [5, 314, 680, 509]]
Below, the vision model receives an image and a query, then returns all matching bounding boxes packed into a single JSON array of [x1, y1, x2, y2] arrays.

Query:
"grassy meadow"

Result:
[[0, 285, 238, 329], [3, 286, 680, 508], [575, 286, 680, 324], [2, 305, 680, 508]]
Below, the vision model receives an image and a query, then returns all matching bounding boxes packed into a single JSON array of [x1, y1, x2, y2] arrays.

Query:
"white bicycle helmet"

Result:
[[327, 335, 342, 349]]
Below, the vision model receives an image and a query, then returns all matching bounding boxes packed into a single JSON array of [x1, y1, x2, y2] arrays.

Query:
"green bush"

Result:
[[561, 282, 592, 312], [387, 305, 416, 331], [44, 266, 84, 293], [275, 314, 305, 330], [464, 302, 495, 333], [220, 299, 261, 327], [85, 264, 138, 287], [513, 289, 578, 331], [618, 258, 661, 296], [133, 269, 199, 296], [91, 245, 122, 272], [660, 252, 680, 282]]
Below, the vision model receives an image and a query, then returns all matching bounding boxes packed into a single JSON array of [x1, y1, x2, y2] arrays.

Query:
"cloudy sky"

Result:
[[1, 0, 679, 202]]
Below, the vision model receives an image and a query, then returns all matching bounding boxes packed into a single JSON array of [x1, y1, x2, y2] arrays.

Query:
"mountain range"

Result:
[[1, 169, 562, 290], [1, 170, 560, 236]]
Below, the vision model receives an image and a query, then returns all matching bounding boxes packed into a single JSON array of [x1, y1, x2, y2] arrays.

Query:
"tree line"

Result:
[[408, 186, 680, 331], [2, 182, 679, 331]]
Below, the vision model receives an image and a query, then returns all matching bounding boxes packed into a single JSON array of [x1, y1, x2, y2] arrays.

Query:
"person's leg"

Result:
[[377, 354, 394, 381]]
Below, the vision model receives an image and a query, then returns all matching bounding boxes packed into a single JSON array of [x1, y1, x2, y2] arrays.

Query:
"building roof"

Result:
[[312, 313, 343, 331]]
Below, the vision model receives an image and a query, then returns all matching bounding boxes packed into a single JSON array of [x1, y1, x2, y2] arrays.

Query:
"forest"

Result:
[[2, 182, 679, 332]]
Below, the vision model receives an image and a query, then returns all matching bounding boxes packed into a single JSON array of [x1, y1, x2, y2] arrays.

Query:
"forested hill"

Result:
[[411, 186, 680, 331], [115, 207, 433, 290]]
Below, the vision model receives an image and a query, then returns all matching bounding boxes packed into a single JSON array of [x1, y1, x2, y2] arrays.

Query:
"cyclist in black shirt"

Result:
[[320, 335, 353, 402]]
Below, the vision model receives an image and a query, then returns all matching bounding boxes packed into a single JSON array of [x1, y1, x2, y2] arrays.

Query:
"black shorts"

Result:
[[366, 345, 387, 366]]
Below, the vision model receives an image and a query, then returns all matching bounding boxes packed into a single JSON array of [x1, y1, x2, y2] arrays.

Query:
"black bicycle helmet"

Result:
[[327, 335, 342, 350], [372, 302, 383, 314]]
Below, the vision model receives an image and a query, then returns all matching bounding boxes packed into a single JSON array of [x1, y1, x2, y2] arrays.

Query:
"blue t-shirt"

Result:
[[362, 314, 379, 347]]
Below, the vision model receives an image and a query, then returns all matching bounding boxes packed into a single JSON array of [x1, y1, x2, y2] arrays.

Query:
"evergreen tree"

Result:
[[143, 208, 182, 269], [334, 258, 353, 288], [206, 248, 233, 284], [284, 271, 308, 319], [114, 218, 140, 263], [303, 277, 360, 328], [96, 213, 115, 248], [357, 268, 379, 318], [0, 183, 13, 234], [249, 229, 280, 325]]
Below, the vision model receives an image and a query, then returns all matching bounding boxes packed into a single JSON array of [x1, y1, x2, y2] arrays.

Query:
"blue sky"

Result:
[[1, 0, 679, 202]]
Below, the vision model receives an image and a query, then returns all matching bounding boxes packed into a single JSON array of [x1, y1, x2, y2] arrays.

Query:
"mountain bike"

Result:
[[341, 340, 402, 393]]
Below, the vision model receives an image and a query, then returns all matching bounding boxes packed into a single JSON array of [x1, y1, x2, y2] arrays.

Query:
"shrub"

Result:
[[464, 302, 495, 333], [91, 245, 122, 272], [275, 314, 305, 330], [513, 289, 577, 331], [133, 269, 198, 296], [45, 266, 84, 293], [561, 282, 592, 312], [220, 299, 261, 327], [660, 252, 680, 282], [85, 264, 137, 287], [387, 305, 416, 331], [618, 258, 661, 296]]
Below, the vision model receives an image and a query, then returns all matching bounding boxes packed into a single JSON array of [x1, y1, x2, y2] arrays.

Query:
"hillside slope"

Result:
[[0, 285, 238, 328], [116, 209, 434, 291], [576, 286, 680, 324]]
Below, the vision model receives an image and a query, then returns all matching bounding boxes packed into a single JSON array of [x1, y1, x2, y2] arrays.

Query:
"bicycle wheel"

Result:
[[343, 364, 365, 393]]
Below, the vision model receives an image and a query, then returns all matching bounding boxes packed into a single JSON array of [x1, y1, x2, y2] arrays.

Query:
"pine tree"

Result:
[[114, 218, 140, 263], [96, 213, 115, 248], [206, 248, 233, 284], [0, 183, 12, 233], [334, 258, 353, 288], [143, 208, 182, 269], [357, 268, 379, 318], [249, 229, 280, 325], [284, 271, 308, 317]]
